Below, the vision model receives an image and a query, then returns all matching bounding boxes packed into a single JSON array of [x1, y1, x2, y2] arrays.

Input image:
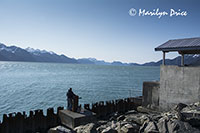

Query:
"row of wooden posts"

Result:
[[0, 96, 142, 133], [84, 97, 142, 117], [0, 107, 64, 133]]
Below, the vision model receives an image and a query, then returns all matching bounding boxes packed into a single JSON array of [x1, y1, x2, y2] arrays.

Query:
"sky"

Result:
[[0, 0, 200, 64]]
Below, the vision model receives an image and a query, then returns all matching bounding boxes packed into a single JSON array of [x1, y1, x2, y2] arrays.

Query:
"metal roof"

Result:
[[155, 37, 200, 52]]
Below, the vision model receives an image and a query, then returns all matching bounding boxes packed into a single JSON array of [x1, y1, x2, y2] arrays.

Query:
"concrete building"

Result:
[[143, 37, 200, 111]]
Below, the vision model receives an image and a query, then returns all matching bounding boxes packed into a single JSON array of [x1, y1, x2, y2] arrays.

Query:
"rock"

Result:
[[137, 106, 160, 114], [167, 120, 179, 133], [181, 102, 200, 129], [185, 117, 200, 129], [173, 103, 187, 112], [114, 122, 121, 132], [161, 112, 175, 120], [177, 111, 185, 121], [120, 123, 139, 133], [194, 102, 200, 107], [125, 110, 137, 115], [124, 113, 149, 125], [109, 116, 116, 121], [101, 127, 117, 133], [48, 126, 74, 133], [151, 114, 162, 121], [114, 121, 130, 132], [180, 122, 200, 133], [147, 104, 159, 111], [96, 124, 108, 132], [170, 103, 188, 121], [144, 121, 159, 133], [137, 106, 150, 113], [111, 121, 117, 129], [116, 121, 129, 128], [139, 120, 149, 133], [74, 123, 96, 133], [117, 115, 125, 121], [169, 120, 200, 133], [148, 104, 159, 111], [109, 112, 122, 121], [113, 112, 120, 117], [181, 102, 200, 115], [157, 117, 168, 133], [96, 121, 114, 132], [97, 120, 108, 126]]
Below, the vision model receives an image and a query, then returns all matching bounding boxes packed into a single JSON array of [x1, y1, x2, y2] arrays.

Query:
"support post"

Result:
[[162, 51, 166, 65], [181, 54, 184, 66]]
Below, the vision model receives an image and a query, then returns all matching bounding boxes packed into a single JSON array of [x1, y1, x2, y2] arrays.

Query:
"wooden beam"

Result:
[[163, 51, 166, 65], [178, 50, 200, 54], [181, 54, 184, 66]]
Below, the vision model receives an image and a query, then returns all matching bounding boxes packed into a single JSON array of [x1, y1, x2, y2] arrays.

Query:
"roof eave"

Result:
[[155, 46, 200, 52]]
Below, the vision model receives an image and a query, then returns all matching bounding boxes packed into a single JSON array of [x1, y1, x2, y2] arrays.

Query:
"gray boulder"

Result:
[[74, 123, 97, 133], [168, 120, 200, 133], [124, 114, 149, 125], [48, 126, 74, 133], [157, 118, 200, 133], [101, 127, 117, 133], [157, 117, 169, 133], [173, 103, 187, 112], [120, 123, 139, 133], [181, 102, 200, 129], [125, 110, 137, 115], [117, 115, 125, 121], [144, 121, 159, 133]]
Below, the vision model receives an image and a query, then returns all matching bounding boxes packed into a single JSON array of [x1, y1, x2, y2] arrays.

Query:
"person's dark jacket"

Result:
[[67, 90, 75, 99]]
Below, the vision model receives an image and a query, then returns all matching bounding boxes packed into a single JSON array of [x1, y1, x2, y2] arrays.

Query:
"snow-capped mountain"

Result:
[[77, 58, 111, 65], [0, 43, 35, 61], [0, 42, 200, 66], [0, 43, 77, 63], [25, 47, 55, 55], [0, 43, 18, 53]]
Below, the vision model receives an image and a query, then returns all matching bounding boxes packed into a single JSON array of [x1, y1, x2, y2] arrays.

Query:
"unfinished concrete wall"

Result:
[[159, 65, 200, 111], [142, 81, 160, 110]]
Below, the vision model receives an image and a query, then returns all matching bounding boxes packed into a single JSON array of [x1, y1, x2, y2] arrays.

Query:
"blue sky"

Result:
[[0, 0, 200, 63]]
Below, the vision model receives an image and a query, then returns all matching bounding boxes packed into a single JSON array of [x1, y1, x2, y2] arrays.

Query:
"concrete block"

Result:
[[59, 109, 96, 129], [142, 81, 160, 108]]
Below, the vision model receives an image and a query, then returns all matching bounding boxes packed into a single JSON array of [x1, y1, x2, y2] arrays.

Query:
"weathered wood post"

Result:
[[72, 95, 79, 112], [2, 114, 9, 133]]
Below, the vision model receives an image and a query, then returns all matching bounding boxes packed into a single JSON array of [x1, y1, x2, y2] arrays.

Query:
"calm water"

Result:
[[0, 61, 160, 120]]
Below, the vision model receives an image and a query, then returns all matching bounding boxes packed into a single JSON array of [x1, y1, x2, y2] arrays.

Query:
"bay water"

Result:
[[0, 61, 160, 120]]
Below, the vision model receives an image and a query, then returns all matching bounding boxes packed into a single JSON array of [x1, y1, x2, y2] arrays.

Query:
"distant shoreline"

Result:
[[2, 43, 200, 66], [0, 60, 158, 67]]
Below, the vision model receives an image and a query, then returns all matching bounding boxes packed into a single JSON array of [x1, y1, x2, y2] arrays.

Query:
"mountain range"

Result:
[[0, 43, 200, 66]]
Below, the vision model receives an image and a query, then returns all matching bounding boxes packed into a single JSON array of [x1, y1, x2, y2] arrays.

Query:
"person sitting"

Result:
[[66, 88, 76, 111]]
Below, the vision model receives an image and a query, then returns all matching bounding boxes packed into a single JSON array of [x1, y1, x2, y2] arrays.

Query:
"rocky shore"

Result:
[[49, 102, 200, 133]]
